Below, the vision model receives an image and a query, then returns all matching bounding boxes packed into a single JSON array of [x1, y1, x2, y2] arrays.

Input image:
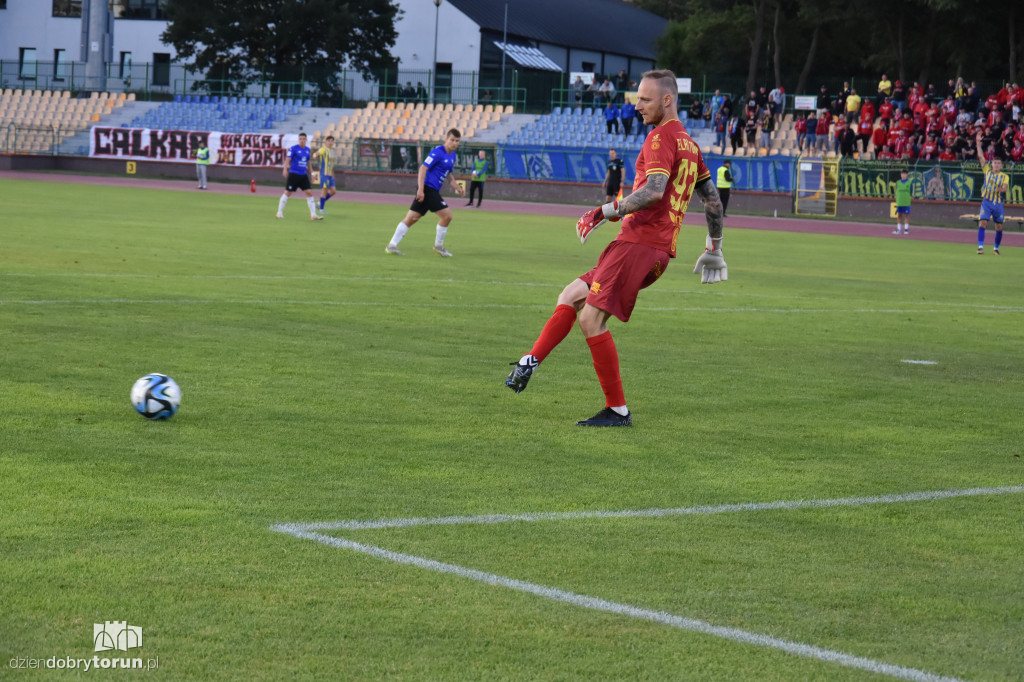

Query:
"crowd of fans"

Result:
[[689, 77, 1024, 163]]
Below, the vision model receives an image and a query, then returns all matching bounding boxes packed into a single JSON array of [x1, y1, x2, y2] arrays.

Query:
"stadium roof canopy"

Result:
[[446, 0, 666, 62]]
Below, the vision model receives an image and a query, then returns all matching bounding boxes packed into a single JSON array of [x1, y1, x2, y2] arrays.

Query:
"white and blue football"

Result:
[[130, 373, 181, 420]]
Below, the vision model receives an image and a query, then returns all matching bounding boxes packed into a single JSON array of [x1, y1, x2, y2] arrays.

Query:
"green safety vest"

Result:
[[196, 147, 210, 165], [472, 158, 488, 182], [716, 166, 732, 189]]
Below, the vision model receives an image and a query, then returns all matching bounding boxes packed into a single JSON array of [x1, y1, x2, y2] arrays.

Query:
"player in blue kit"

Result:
[[276, 132, 323, 221], [385, 128, 465, 257]]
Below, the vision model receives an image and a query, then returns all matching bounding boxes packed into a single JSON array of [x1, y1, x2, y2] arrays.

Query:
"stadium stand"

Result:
[[316, 102, 504, 145], [0, 89, 129, 153], [131, 96, 312, 133]]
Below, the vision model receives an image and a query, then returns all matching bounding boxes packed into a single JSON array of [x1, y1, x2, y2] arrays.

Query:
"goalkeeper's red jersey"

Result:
[[615, 119, 710, 258]]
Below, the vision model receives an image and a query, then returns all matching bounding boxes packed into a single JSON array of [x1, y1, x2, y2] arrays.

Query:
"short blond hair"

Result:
[[641, 69, 678, 99]]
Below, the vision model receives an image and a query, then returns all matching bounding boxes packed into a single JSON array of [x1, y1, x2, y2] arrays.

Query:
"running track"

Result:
[[3, 170, 1021, 248]]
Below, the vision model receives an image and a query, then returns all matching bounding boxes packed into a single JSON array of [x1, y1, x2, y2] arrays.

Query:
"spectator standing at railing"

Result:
[[417, 82, 428, 102], [860, 98, 875, 124], [804, 109, 818, 151], [744, 114, 758, 147], [702, 99, 713, 125], [689, 99, 703, 128], [590, 78, 604, 105], [839, 123, 858, 158], [816, 109, 831, 152], [614, 69, 630, 101], [605, 101, 621, 134], [965, 82, 981, 113], [816, 84, 830, 111], [769, 85, 785, 124], [728, 114, 743, 152], [891, 80, 906, 112], [795, 112, 807, 152], [845, 88, 862, 124], [759, 111, 775, 149], [745, 91, 759, 121], [954, 77, 969, 109], [878, 96, 894, 125], [620, 98, 635, 136], [573, 76, 585, 105], [710, 89, 726, 123], [856, 117, 873, 155], [876, 74, 893, 109], [713, 110, 727, 148]]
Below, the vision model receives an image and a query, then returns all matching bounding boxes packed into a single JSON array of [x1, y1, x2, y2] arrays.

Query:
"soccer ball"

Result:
[[130, 373, 181, 420]]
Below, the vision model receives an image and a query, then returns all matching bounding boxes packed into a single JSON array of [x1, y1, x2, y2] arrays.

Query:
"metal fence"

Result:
[[1, 60, 530, 111]]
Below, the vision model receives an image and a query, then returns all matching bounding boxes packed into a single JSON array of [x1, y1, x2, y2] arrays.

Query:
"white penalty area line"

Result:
[[272, 485, 1022, 681], [280, 484, 1024, 532]]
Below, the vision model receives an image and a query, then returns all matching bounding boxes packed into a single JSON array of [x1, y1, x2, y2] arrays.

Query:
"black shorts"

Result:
[[286, 172, 312, 192], [606, 181, 621, 197], [409, 187, 448, 215]]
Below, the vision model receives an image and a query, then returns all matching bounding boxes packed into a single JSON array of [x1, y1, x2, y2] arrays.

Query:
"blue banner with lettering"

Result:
[[499, 145, 795, 193]]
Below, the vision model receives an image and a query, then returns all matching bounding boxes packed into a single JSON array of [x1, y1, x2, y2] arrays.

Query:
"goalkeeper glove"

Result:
[[693, 235, 728, 283], [576, 201, 620, 244]]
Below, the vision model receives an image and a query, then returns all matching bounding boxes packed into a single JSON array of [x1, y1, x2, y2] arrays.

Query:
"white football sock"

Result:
[[435, 224, 448, 246], [610, 405, 629, 416], [389, 222, 410, 247], [307, 197, 317, 216], [278, 194, 288, 215]]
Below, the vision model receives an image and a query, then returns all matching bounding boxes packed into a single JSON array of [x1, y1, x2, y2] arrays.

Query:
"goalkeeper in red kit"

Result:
[[504, 69, 727, 426]]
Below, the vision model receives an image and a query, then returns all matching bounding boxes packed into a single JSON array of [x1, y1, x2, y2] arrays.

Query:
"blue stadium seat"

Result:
[[228, 96, 238, 104], [257, 97, 267, 105], [201, 95, 210, 104], [302, 98, 312, 108], [174, 94, 182, 103]]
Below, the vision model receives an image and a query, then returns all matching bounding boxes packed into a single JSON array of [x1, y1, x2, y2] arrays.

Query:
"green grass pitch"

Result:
[[1, 178, 1022, 680]]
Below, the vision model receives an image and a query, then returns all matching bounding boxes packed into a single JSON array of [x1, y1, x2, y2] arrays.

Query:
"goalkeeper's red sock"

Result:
[[586, 331, 626, 409], [529, 304, 577, 362]]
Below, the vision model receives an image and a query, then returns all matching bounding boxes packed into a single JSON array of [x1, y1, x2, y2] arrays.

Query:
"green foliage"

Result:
[[646, 0, 1022, 94], [161, 0, 400, 89], [1, 179, 1022, 679]]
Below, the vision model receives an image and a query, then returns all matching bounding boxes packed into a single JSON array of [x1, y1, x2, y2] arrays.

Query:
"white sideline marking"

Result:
[[273, 485, 1022, 680], [277, 528, 965, 682], [281, 485, 1024, 532], [902, 359, 939, 365]]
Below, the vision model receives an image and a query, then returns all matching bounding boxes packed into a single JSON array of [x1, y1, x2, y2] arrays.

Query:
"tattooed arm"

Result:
[[613, 174, 667, 215], [693, 177, 724, 241]]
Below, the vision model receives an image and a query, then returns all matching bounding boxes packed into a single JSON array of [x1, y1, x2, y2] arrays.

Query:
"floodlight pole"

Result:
[[500, 0, 508, 103], [431, 0, 441, 105]]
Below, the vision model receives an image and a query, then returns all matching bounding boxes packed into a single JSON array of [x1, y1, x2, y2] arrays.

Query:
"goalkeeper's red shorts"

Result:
[[579, 240, 670, 322]]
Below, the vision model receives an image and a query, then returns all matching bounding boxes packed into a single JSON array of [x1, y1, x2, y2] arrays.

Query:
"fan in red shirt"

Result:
[[898, 110, 916, 135], [1011, 139, 1024, 163], [872, 121, 889, 157], [878, 98, 894, 124], [505, 69, 725, 427], [938, 147, 957, 162], [857, 119, 874, 154], [860, 99, 875, 123], [920, 134, 940, 160]]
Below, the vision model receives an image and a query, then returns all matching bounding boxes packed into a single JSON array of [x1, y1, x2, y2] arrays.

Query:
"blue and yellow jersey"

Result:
[[316, 146, 336, 177], [980, 164, 1009, 204]]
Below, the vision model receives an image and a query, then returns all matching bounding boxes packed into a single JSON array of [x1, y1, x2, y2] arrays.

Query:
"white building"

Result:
[[1, 0, 666, 106]]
